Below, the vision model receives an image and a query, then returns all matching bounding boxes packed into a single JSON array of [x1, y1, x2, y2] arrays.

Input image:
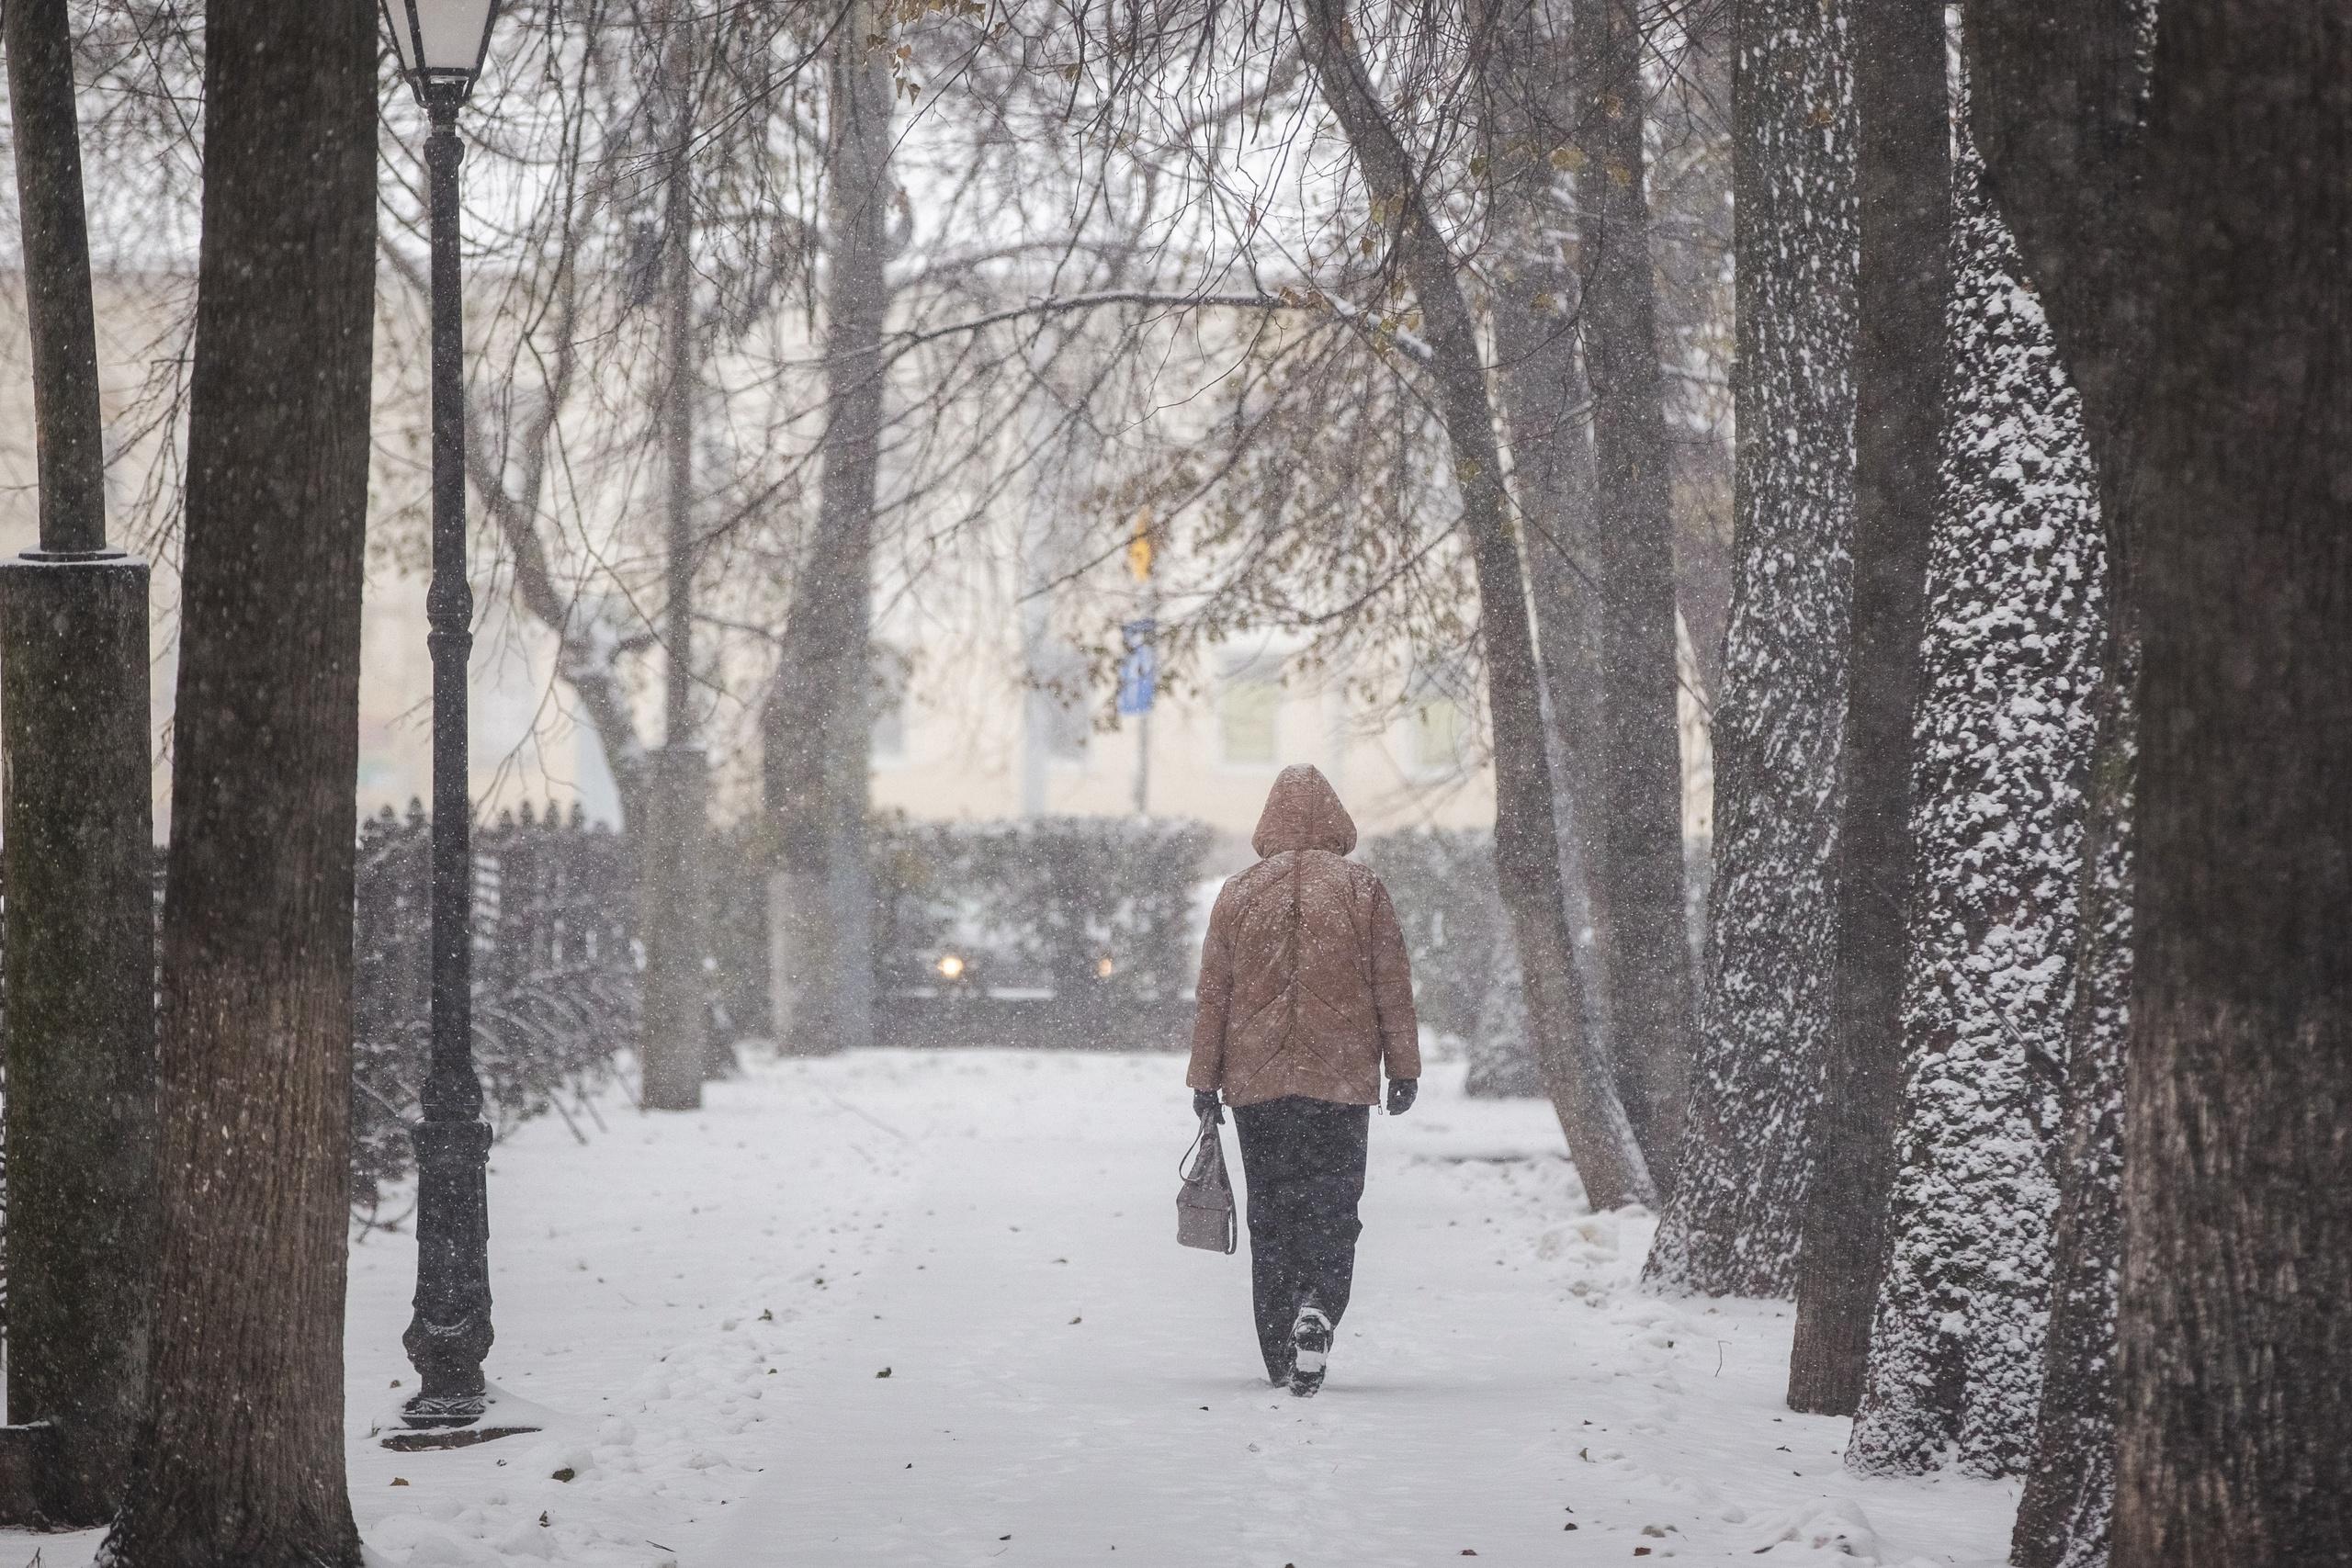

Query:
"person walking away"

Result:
[[1186, 763, 1419, 1396]]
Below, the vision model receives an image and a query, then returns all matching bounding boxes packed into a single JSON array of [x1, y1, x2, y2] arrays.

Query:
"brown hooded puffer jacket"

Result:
[[1186, 764, 1420, 1108]]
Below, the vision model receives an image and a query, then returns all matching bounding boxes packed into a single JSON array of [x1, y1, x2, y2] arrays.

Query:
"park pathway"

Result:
[[713, 1057, 1604, 1564], [689, 1052, 2015, 1568], [0, 1049, 2022, 1568]]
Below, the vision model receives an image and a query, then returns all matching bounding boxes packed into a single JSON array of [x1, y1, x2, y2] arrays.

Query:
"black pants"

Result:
[[1233, 1096, 1371, 1381]]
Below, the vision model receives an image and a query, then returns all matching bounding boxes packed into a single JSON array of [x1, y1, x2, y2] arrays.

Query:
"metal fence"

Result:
[[3, 806, 1221, 1229], [350, 800, 643, 1212]]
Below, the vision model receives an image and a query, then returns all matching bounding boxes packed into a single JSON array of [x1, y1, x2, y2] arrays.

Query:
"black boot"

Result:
[[1289, 1304, 1332, 1397]]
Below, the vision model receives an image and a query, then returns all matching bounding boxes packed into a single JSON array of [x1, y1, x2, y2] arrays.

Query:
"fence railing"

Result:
[[350, 800, 643, 1213], [4, 807, 1223, 1225]]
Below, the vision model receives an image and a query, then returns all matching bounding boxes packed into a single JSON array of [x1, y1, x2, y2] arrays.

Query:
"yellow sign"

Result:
[[1127, 511, 1154, 581]]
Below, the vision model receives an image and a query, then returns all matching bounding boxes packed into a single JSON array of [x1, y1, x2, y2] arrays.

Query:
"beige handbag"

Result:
[[1176, 1111, 1238, 1254]]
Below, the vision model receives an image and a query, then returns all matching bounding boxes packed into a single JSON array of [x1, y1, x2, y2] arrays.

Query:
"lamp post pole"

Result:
[[396, 91, 503, 1436], [378, 0, 524, 1450]]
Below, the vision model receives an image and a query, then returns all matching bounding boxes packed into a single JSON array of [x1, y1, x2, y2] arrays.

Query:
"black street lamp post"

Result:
[[379, 0, 531, 1446]]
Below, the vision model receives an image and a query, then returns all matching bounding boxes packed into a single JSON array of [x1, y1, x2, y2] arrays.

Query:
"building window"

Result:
[[1221, 662, 1282, 765], [872, 646, 911, 762]]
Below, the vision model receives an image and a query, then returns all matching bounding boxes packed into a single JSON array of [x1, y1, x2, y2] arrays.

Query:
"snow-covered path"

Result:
[[0, 1049, 2019, 1567], [710, 1059, 1615, 1563]]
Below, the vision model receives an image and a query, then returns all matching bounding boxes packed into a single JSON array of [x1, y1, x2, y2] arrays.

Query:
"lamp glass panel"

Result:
[[408, 0, 496, 73], [382, 0, 424, 73]]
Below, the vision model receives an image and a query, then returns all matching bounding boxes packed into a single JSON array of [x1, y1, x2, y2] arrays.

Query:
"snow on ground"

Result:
[[0, 1048, 2019, 1567]]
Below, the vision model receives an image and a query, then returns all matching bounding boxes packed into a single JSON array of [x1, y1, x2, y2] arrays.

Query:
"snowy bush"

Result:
[[869, 814, 1212, 1005], [1359, 827, 1557, 1097], [1358, 827, 1509, 1044]]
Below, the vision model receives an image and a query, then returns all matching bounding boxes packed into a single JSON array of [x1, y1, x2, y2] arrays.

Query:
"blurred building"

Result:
[[0, 272, 1706, 871]]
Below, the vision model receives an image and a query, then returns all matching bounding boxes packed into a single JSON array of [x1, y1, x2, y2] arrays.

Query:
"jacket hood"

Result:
[[1251, 763, 1358, 857]]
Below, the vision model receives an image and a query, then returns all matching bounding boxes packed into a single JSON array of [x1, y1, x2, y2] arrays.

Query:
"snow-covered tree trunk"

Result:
[[2012, 627, 2135, 1567], [1847, 139, 2106, 1477], [1956, 10, 2151, 1550], [1644, 0, 1854, 1298]]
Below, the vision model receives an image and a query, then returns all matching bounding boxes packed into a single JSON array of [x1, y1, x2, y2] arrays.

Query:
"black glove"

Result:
[[1385, 1078, 1418, 1116], [1193, 1089, 1225, 1123]]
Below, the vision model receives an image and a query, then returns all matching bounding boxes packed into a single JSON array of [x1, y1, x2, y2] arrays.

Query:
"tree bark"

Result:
[[1960, 10, 2154, 1557], [1471, 0, 1619, 1095], [640, 28, 711, 1108], [1970, 4, 2352, 1560], [2012, 625, 2136, 1568], [0, 561, 154, 1527], [1848, 135, 2105, 1477], [99, 0, 374, 1561], [1644, 0, 1855, 1300], [765, 0, 891, 1056], [1570, 0, 1699, 1188], [1786, 0, 1947, 1416], [1300, 0, 1653, 1209], [2106, 8, 2350, 1561], [0, 0, 158, 1525], [4, 0, 106, 556]]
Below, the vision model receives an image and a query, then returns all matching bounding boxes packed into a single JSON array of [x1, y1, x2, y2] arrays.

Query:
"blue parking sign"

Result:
[[1117, 619, 1158, 715]]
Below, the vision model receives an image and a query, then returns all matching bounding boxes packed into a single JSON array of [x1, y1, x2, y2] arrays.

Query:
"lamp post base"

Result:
[[379, 1382, 548, 1451]]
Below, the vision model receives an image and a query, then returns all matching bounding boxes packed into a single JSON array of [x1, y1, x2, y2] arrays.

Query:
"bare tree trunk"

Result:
[[766, 0, 890, 1056], [1645, 0, 1855, 1299], [0, 0, 157, 1525], [1474, 0, 1619, 1088], [1300, 0, 1653, 1209], [2094, 8, 2347, 1561], [1648, 4, 1735, 711], [1521, 488, 1621, 1070], [4, 0, 106, 553], [1571, 0, 1700, 1189], [1786, 0, 1948, 1416], [640, 34, 711, 1107], [99, 1, 375, 1561]]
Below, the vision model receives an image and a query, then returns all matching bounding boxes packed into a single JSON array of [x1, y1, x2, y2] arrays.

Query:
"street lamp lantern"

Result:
[[381, 0, 502, 107], [379, 0, 534, 1450]]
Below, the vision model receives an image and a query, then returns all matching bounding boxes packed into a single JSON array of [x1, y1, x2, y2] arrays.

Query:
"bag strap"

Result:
[[1179, 1111, 1222, 1181]]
